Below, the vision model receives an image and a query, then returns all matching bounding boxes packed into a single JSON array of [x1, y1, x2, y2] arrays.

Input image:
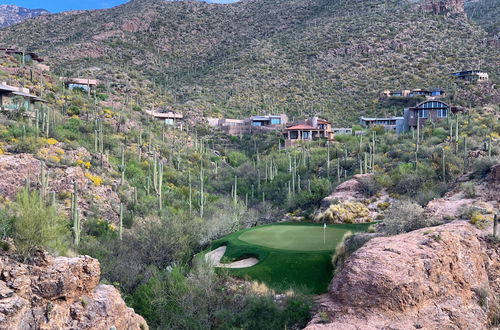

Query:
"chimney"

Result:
[[312, 116, 318, 128]]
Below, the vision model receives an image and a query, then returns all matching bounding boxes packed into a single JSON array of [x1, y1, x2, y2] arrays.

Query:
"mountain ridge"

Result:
[[0, 4, 49, 28]]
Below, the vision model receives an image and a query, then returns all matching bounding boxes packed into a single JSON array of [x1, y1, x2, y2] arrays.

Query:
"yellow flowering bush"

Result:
[[316, 202, 371, 224], [46, 138, 59, 145], [48, 155, 61, 163], [85, 172, 103, 186]]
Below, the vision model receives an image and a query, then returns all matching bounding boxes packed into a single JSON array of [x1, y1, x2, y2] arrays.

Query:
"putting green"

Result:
[[211, 222, 373, 293], [238, 225, 350, 251]]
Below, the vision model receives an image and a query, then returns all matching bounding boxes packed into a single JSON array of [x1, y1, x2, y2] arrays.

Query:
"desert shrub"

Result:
[[461, 182, 476, 198], [227, 151, 248, 167], [332, 231, 379, 273], [316, 202, 370, 224], [357, 175, 380, 197], [12, 189, 70, 258], [0, 209, 14, 239], [13, 137, 45, 153], [383, 200, 431, 235], [472, 158, 496, 179]]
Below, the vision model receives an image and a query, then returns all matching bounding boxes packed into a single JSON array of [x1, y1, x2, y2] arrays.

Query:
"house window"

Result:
[[302, 131, 310, 139], [252, 121, 262, 126], [418, 110, 428, 118], [438, 109, 447, 118], [270, 118, 281, 125]]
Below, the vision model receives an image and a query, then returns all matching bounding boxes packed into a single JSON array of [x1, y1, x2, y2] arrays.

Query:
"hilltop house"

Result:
[[332, 127, 352, 135], [146, 110, 184, 127], [0, 82, 46, 113], [452, 70, 489, 83], [283, 117, 333, 148], [359, 116, 405, 134], [380, 89, 445, 99], [0, 48, 49, 71], [403, 100, 457, 131], [60, 77, 99, 91], [208, 114, 288, 136]]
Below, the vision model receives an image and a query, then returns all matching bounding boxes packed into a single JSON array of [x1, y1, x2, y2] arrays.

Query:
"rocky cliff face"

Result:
[[306, 222, 499, 329], [421, 0, 465, 14], [0, 5, 49, 28], [0, 249, 147, 329]]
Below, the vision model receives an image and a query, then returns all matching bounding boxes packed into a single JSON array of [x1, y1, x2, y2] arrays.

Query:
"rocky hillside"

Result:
[[0, 248, 147, 329], [0, 0, 498, 123], [0, 5, 49, 28]]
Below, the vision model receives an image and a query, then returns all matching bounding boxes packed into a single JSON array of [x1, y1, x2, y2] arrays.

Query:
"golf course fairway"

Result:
[[210, 222, 373, 294]]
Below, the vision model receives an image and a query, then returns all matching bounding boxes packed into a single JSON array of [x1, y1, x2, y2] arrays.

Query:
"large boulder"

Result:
[[0, 250, 147, 329], [306, 222, 496, 329]]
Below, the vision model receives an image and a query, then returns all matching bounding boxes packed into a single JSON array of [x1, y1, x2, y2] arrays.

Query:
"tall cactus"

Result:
[[153, 154, 164, 210], [233, 175, 238, 206], [119, 203, 123, 241], [119, 144, 126, 186], [71, 181, 80, 247], [199, 161, 205, 218]]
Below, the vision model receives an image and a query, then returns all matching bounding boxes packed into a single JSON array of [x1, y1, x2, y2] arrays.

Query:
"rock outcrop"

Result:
[[306, 222, 499, 329], [421, 0, 465, 15], [0, 153, 121, 223], [0, 250, 147, 329], [315, 174, 392, 223]]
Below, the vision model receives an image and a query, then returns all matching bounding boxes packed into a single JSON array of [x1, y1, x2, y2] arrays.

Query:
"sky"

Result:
[[3, 0, 239, 13]]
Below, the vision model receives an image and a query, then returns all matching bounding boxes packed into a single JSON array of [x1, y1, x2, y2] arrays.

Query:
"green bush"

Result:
[[383, 200, 432, 235], [12, 189, 70, 258]]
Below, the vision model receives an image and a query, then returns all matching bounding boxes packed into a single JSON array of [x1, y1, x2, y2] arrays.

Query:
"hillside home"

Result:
[[208, 114, 288, 136], [381, 89, 445, 99], [359, 116, 404, 134], [146, 110, 184, 127], [283, 117, 333, 148], [0, 48, 50, 71], [452, 70, 489, 83], [0, 82, 46, 113], [403, 100, 457, 131], [60, 77, 99, 91], [332, 127, 352, 135]]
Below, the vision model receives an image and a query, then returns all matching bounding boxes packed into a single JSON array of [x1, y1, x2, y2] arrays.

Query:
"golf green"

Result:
[[238, 225, 350, 251], [211, 222, 373, 294]]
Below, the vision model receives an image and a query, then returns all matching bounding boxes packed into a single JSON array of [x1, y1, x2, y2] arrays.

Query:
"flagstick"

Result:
[[324, 223, 326, 245]]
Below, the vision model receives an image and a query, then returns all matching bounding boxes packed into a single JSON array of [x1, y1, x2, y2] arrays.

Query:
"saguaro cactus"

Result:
[[119, 144, 126, 186], [153, 154, 164, 210], [71, 181, 80, 247], [199, 161, 206, 218]]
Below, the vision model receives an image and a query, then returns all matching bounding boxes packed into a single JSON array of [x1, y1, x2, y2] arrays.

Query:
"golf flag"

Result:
[[323, 223, 326, 244]]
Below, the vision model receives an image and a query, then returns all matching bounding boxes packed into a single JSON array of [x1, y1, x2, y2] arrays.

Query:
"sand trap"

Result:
[[205, 246, 259, 269]]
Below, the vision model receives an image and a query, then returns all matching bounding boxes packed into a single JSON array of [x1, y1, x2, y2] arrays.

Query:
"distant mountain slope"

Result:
[[0, 0, 498, 123], [465, 0, 500, 38], [0, 4, 49, 28]]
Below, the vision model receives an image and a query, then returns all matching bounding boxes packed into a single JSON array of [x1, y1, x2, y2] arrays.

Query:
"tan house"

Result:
[[146, 110, 184, 127], [283, 117, 333, 148], [60, 77, 99, 91], [208, 114, 288, 136]]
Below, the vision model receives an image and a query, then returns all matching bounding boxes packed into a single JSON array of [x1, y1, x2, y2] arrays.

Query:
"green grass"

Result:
[[211, 222, 372, 294]]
